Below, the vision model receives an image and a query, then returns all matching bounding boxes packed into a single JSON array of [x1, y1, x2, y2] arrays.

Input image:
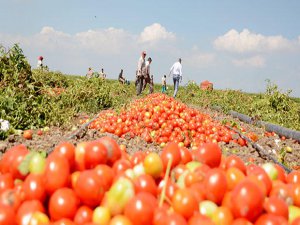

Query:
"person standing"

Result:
[[142, 57, 153, 94], [37, 56, 43, 69], [161, 75, 167, 93], [136, 51, 147, 95], [118, 69, 125, 84], [169, 58, 182, 98]]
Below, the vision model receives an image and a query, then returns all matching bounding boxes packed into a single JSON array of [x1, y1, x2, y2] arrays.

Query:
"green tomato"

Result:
[[93, 206, 111, 225], [289, 205, 300, 223], [28, 152, 46, 174], [199, 200, 218, 219], [186, 161, 202, 172], [262, 163, 278, 180]]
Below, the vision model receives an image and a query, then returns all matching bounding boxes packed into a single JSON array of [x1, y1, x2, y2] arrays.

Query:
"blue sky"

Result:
[[1, 0, 300, 96]]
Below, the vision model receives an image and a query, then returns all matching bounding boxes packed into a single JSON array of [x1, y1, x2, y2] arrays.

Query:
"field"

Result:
[[1, 44, 300, 224]]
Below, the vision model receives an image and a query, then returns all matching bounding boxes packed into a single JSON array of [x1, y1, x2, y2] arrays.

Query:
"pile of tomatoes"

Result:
[[1, 136, 300, 225], [89, 93, 249, 148]]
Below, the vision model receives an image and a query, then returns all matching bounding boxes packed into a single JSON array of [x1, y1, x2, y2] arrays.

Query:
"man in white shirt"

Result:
[[169, 58, 182, 98], [136, 51, 147, 95], [142, 57, 153, 94]]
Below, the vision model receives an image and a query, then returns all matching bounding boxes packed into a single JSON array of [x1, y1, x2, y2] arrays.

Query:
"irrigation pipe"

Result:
[[225, 125, 292, 173]]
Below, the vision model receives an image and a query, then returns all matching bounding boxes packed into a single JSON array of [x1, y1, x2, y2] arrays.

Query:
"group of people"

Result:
[[86, 68, 106, 79], [135, 51, 183, 98]]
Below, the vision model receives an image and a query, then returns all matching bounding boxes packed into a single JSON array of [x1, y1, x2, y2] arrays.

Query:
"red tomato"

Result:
[[274, 164, 286, 182], [204, 168, 227, 205], [23, 130, 33, 140], [94, 164, 115, 191], [172, 188, 198, 219], [134, 174, 157, 196], [188, 213, 214, 225], [97, 136, 121, 166], [16, 200, 45, 225], [161, 142, 181, 171], [247, 164, 272, 195], [49, 188, 79, 221], [225, 155, 246, 174], [179, 147, 192, 164], [130, 152, 146, 166], [193, 143, 221, 168], [212, 206, 234, 225], [263, 196, 288, 219], [231, 179, 264, 222], [44, 153, 70, 195], [53, 141, 75, 169], [124, 192, 157, 225], [226, 167, 245, 191], [52, 218, 77, 225], [254, 213, 288, 225], [22, 173, 46, 202], [157, 179, 178, 203], [74, 170, 105, 207], [0, 205, 16, 225], [0, 189, 22, 211], [165, 212, 187, 225], [84, 140, 107, 169], [287, 171, 300, 184], [0, 173, 14, 195], [112, 159, 132, 175], [232, 218, 253, 225], [73, 206, 93, 225]]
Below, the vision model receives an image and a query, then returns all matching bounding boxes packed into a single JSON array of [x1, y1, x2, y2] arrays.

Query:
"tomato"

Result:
[[263, 196, 288, 219], [17, 200, 45, 225], [134, 174, 157, 196], [94, 164, 115, 191], [109, 215, 133, 225], [161, 142, 181, 171], [74, 170, 105, 207], [130, 151, 146, 166], [165, 212, 187, 225], [274, 164, 286, 182], [247, 164, 272, 195], [44, 153, 70, 195], [292, 184, 300, 207], [0, 173, 14, 195], [254, 213, 288, 225], [193, 143, 221, 168], [53, 141, 75, 169], [225, 155, 246, 174], [74, 206, 93, 225], [172, 188, 198, 219], [74, 142, 88, 171], [226, 167, 245, 191], [112, 159, 132, 175], [179, 147, 192, 164], [22, 173, 46, 202], [211, 206, 234, 225], [269, 182, 293, 205], [287, 171, 300, 184], [85, 140, 107, 169], [28, 211, 50, 225], [52, 218, 77, 225], [97, 136, 121, 166], [204, 168, 227, 205], [143, 152, 163, 178], [0, 205, 16, 225], [0, 189, 22, 211], [157, 179, 178, 203], [49, 188, 79, 221], [232, 218, 253, 225], [231, 179, 264, 222], [189, 182, 206, 202], [188, 213, 214, 225], [124, 192, 157, 225], [23, 130, 33, 140]]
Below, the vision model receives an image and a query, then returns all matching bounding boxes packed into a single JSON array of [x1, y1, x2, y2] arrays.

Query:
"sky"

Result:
[[1, 0, 300, 96]]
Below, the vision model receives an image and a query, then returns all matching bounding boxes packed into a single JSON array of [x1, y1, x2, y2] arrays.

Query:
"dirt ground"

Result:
[[1, 108, 299, 172]]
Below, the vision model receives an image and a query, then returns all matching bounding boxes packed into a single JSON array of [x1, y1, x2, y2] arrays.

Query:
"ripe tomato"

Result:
[[52, 218, 77, 225], [254, 213, 288, 225], [247, 164, 272, 195], [179, 147, 192, 164], [165, 212, 187, 225], [157, 179, 178, 203], [130, 151, 146, 166], [23, 130, 33, 140], [74, 170, 105, 207], [188, 213, 214, 225], [94, 164, 115, 191], [287, 171, 300, 184], [172, 188, 198, 219], [74, 206, 93, 225], [109, 215, 133, 225], [0, 205, 16, 225], [85, 140, 107, 169], [53, 141, 75, 169], [124, 192, 157, 225], [0, 173, 14, 195], [211, 206, 234, 225], [226, 167, 245, 191], [22, 173, 46, 202], [143, 152, 163, 178], [134, 174, 157, 196], [49, 188, 79, 221], [0, 189, 22, 211], [193, 143, 221, 168], [97, 136, 121, 166], [204, 168, 227, 205], [263, 196, 288, 219], [17, 200, 45, 225], [225, 155, 246, 174], [232, 218, 253, 225], [161, 142, 181, 171], [112, 159, 132, 175], [44, 153, 70, 195], [231, 179, 264, 222]]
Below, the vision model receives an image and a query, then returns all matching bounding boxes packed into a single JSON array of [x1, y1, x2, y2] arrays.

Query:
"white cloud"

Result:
[[214, 29, 292, 53], [232, 55, 265, 68], [139, 23, 176, 44]]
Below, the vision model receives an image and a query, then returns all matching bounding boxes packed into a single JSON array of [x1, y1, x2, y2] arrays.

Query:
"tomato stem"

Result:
[[159, 158, 173, 207]]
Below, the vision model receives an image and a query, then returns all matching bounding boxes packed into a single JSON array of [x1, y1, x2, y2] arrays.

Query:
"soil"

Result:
[[1, 107, 300, 172]]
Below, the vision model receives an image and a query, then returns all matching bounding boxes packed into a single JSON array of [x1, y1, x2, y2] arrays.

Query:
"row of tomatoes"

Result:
[[88, 93, 250, 148], [1, 134, 300, 225]]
